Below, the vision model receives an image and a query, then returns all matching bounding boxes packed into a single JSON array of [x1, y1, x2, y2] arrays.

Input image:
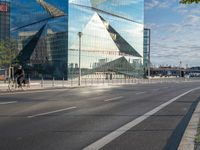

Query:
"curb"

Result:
[[178, 101, 200, 150]]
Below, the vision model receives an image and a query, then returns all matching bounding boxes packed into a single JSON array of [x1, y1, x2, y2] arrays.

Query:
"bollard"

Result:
[[52, 77, 55, 87], [28, 77, 31, 88], [41, 77, 44, 88], [62, 77, 64, 87], [71, 78, 73, 87]]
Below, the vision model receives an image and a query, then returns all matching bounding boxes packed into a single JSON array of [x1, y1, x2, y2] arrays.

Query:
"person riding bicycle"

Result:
[[14, 65, 25, 87]]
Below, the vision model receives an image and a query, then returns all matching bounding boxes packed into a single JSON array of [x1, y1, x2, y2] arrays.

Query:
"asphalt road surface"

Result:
[[0, 82, 200, 150]]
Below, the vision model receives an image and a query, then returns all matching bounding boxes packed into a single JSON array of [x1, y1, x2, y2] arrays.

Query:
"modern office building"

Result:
[[10, 0, 144, 79], [143, 28, 151, 77], [0, 0, 10, 41], [68, 0, 144, 79]]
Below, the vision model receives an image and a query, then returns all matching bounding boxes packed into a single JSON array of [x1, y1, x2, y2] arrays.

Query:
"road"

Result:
[[0, 82, 200, 150]]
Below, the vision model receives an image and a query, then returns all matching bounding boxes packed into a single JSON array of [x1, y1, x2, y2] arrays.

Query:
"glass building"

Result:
[[7, 0, 144, 79], [68, 0, 144, 79], [10, 0, 68, 79]]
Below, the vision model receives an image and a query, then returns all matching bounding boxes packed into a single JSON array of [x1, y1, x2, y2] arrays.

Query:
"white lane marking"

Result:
[[0, 101, 17, 105], [104, 96, 123, 102], [135, 92, 146, 95], [27, 106, 77, 118], [83, 87, 200, 150], [81, 90, 107, 94]]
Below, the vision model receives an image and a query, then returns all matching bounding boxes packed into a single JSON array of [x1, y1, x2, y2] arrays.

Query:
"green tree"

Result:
[[0, 40, 18, 68], [180, 0, 200, 4]]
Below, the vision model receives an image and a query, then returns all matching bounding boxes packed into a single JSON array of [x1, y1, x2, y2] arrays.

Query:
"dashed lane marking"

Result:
[[104, 96, 123, 102], [135, 92, 146, 95], [27, 106, 77, 118], [0, 101, 17, 105]]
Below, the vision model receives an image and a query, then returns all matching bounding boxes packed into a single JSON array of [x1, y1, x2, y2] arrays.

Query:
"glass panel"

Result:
[[69, 0, 144, 78]]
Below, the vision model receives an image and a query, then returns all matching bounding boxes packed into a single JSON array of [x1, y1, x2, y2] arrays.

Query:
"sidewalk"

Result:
[[178, 99, 200, 150]]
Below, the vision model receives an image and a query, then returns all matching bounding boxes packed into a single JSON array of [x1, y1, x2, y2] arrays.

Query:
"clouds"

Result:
[[145, 0, 200, 66], [145, 0, 173, 10]]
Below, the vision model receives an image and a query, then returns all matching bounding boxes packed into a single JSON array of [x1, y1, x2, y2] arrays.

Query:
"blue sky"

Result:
[[145, 0, 200, 67]]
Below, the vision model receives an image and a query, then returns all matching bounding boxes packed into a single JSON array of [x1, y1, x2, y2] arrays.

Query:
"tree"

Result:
[[0, 40, 18, 68], [180, 0, 200, 4]]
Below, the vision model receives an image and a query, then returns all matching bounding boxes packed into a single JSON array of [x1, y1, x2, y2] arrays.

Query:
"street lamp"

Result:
[[179, 61, 182, 77], [148, 29, 151, 78], [78, 32, 83, 86]]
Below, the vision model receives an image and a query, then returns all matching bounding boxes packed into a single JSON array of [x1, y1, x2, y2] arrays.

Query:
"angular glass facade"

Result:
[[10, 0, 68, 79], [68, 0, 144, 79], [2, 0, 144, 80]]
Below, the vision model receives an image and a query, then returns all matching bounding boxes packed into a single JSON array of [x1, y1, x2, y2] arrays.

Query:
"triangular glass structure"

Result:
[[37, 0, 65, 17], [70, 12, 141, 58], [91, 56, 135, 76], [14, 24, 46, 65], [70, 13, 119, 52], [98, 14, 142, 57]]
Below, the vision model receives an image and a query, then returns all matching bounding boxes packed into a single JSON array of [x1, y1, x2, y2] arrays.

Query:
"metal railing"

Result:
[[1, 77, 199, 92]]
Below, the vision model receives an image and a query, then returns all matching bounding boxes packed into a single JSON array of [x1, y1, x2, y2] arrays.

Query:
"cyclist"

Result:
[[14, 65, 25, 87]]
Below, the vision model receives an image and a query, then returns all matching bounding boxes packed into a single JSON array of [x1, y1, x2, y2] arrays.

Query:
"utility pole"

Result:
[[78, 32, 83, 86]]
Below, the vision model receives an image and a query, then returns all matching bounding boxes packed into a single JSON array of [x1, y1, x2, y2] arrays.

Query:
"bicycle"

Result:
[[7, 78, 17, 92], [7, 77, 30, 92]]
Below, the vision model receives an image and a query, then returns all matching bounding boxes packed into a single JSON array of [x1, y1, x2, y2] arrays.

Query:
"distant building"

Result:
[[143, 28, 151, 77], [0, 0, 10, 41]]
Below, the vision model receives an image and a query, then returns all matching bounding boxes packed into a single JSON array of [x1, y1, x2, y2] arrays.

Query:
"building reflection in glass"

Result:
[[68, 0, 144, 79]]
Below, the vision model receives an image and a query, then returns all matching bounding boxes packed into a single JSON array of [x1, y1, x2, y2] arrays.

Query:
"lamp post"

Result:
[[78, 32, 83, 86], [179, 61, 182, 77], [148, 29, 151, 78]]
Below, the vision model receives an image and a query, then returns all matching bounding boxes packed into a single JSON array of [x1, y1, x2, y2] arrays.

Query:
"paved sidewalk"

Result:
[[178, 100, 200, 150]]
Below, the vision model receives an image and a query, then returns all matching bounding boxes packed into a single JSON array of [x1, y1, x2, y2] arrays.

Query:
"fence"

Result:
[[1, 77, 200, 92]]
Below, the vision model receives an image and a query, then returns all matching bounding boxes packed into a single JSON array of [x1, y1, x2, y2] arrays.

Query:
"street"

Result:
[[0, 82, 200, 150]]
